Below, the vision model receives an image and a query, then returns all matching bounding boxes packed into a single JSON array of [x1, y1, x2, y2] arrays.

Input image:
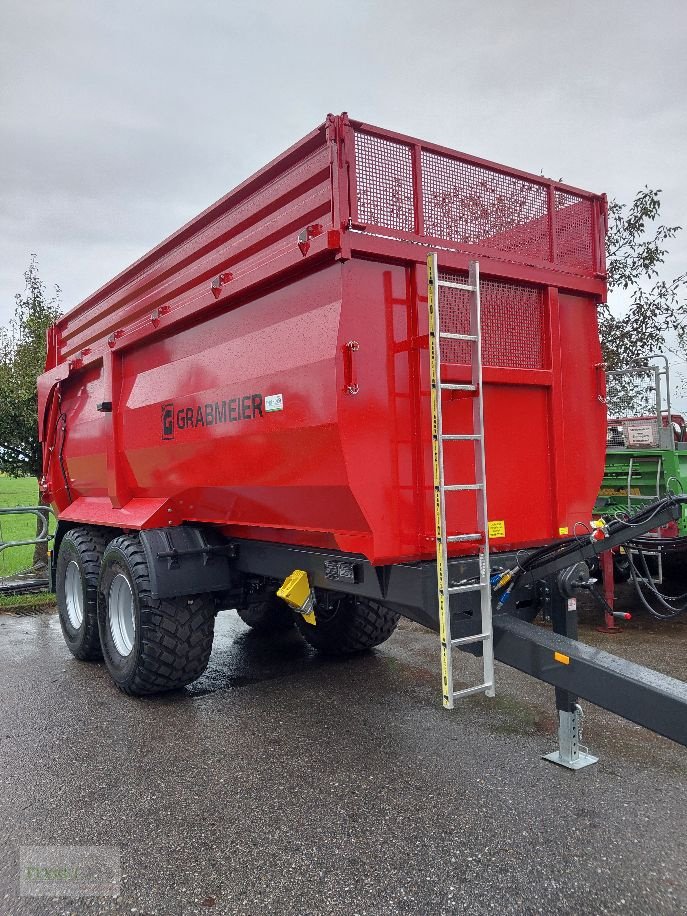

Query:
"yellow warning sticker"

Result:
[[488, 520, 506, 539], [554, 651, 570, 665], [558, 526, 569, 536]]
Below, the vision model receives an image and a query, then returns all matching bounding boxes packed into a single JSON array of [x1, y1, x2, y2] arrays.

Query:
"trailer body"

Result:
[[39, 114, 608, 566]]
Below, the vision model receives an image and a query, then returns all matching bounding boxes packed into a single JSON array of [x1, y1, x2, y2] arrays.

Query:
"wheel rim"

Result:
[[64, 560, 84, 629], [108, 573, 136, 657]]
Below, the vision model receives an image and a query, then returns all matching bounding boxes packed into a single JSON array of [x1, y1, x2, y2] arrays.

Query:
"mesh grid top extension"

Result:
[[354, 128, 599, 275]]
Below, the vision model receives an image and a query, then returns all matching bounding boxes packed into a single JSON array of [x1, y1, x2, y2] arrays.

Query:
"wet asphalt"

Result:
[[0, 591, 686, 916]]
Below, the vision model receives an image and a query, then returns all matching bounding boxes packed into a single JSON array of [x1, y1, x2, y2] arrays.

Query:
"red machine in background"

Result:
[[38, 114, 687, 764]]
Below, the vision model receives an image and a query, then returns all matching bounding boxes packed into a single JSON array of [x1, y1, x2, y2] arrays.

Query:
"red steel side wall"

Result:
[[47, 255, 605, 565]]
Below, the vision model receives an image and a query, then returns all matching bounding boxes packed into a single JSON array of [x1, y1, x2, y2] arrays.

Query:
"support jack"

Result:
[[596, 550, 620, 632], [543, 706, 598, 770]]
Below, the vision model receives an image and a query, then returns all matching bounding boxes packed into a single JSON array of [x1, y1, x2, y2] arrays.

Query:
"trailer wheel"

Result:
[[296, 591, 400, 655], [237, 594, 294, 633], [612, 551, 632, 583], [97, 535, 215, 695], [56, 526, 111, 660]]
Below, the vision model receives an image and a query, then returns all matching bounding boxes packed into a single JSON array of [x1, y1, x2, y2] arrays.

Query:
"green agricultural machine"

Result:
[[594, 357, 687, 626]]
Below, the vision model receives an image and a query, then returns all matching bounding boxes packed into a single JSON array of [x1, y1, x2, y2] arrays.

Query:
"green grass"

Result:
[[0, 474, 54, 578], [0, 592, 55, 611]]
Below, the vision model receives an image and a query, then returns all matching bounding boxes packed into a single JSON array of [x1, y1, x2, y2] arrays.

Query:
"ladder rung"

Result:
[[442, 434, 480, 441], [444, 483, 484, 491], [447, 583, 486, 594], [437, 280, 476, 292], [445, 534, 482, 542], [440, 383, 477, 391], [440, 332, 477, 341], [452, 682, 493, 700], [451, 632, 492, 647]]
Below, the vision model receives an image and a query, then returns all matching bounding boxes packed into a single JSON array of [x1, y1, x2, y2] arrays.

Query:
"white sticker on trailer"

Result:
[[265, 393, 284, 412]]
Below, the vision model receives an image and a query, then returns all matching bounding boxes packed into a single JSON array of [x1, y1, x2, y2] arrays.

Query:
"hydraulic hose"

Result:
[[626, 547, 687, 619], [500, 494, 687, 598]]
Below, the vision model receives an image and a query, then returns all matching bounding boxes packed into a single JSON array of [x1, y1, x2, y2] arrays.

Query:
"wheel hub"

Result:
[[64, 560, 84, 629], [108, 573, 136, 657]]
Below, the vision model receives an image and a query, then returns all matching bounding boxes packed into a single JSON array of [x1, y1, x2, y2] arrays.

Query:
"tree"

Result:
[[0, 256, 61, 568], [598, 187, 686, 415]]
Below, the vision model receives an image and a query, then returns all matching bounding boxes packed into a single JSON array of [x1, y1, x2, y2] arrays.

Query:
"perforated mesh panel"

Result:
[[438, 271, 546, 369], [554, 191, 594, 271], [423, 152, 549, 262], [352, 129, 600, 275], [436, 278, 472, 365], [354, 132, 415, 231]]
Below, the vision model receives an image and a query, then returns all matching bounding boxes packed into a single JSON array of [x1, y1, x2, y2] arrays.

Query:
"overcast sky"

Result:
[[2, 0, 685, 397]]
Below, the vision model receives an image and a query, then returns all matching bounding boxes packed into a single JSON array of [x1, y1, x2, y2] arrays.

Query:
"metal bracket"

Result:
[[344, 341, 360, 395], [0, 506, 55, 554], [0, 506, 55, 594], [543, 705, 598, 770]]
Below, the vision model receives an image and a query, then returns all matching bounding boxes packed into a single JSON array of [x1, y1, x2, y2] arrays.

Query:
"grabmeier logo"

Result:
[[160, 393, 272, 440], [161, 403, 174, 440]]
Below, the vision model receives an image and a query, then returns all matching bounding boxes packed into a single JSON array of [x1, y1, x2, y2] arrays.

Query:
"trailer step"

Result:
[[440, 332, 477, 342], [428, 253, 494, 708], [437, 279, 476, 292], [451, 632, 491, 647], [453, 682, 493, 700], [448, 582, 486, 594], [440, 383, 477, 392]]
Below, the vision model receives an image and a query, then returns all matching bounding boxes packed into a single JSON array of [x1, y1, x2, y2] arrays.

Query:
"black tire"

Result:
[[97, 535, 215, 695], [56, 526, 111, 660], [296, 591, 400, 655], [237, 593, 294, 633], [612, 551, 632, 583]]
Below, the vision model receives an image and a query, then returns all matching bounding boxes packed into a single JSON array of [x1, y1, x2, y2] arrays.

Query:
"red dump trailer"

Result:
[[40, 114, 609, 562], [39, 114, 687, 762]]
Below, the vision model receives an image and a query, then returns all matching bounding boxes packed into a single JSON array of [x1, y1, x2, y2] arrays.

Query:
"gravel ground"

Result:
[[0, 587, 685, 916]]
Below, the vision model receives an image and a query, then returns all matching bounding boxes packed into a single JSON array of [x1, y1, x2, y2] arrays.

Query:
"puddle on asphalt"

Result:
[[0, 606, 377, 699], [185, 610, 338, 697]]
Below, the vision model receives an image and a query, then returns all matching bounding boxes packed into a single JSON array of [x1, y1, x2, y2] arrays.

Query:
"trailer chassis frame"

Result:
[[227, 496, 687, 756]]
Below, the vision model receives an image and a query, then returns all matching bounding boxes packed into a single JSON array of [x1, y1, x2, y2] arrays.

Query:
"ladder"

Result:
[[427, 253, 495, 709]]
